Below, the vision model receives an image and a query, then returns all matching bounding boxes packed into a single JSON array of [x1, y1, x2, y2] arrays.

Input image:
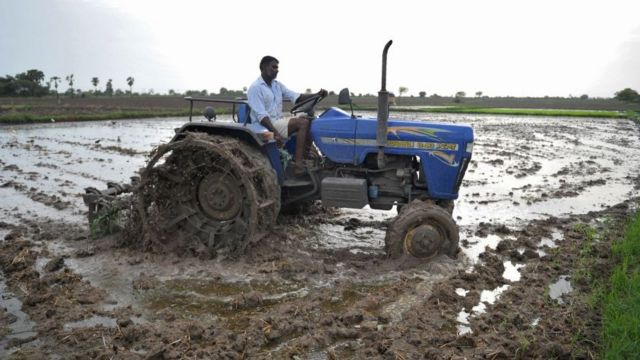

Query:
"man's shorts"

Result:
[[273, 117, 291, 138]]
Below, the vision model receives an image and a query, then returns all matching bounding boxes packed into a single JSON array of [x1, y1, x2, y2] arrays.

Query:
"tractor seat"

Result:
[[236, 102, 252, 124]]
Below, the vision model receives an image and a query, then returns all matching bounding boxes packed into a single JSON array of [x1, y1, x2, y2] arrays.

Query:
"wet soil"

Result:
[[1, 114, 639, 359]]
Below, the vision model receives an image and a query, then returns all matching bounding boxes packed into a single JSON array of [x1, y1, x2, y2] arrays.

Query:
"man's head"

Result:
[[259, 55, 279, 83]]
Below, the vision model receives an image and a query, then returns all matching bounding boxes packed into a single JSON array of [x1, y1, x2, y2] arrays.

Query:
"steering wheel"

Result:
[[290, 93, 325, 116]]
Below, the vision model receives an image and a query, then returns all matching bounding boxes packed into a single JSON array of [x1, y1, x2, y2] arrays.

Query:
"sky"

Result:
[[1, 0, 639, 98]]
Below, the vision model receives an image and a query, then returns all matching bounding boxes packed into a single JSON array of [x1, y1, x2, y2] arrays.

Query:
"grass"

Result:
[[414, 107, 626, 118], [573, 223, 599, 285], [602, 209, 640, 358], [0, 109, 193, 124], [89, 205, 124, 237], [1, 95, 638, 124], [348, 104, 636, 119]]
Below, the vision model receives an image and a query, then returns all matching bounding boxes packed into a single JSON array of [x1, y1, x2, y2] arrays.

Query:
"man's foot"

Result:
[[292, 163, 307, 177]]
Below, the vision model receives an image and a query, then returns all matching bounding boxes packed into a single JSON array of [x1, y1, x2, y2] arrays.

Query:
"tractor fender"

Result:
[[170, 122, 285, 183]]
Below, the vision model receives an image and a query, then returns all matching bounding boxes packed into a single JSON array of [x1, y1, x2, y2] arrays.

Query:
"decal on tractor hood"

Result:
[[320, 137, 458, 151], [387, 126, 450, 141]]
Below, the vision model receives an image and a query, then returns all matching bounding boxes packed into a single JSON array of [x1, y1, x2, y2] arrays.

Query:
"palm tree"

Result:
[[126, 76, 134, 96], [65, 74, 74, 97], [50, 76, 61, 104], [91, 77, 99, 94]]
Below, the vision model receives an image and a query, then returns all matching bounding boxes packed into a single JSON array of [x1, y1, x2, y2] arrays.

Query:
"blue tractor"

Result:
[[87, 41, 473, 260]]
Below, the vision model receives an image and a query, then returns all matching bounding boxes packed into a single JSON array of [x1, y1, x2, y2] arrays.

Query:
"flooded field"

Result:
[[1, 113, 639, 358]]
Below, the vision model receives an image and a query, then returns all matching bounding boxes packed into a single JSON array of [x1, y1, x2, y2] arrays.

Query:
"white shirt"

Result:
[[247, 76, 299, 124]]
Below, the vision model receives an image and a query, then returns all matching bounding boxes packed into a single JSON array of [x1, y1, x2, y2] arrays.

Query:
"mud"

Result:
[[1, 114, 639, 358]]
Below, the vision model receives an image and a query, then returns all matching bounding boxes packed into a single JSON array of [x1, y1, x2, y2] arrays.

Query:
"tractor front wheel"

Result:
[[385, 200, 459, 260]]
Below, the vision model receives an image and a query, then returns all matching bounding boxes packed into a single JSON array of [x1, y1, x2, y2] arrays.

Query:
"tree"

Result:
[[91, 77, 99, 93], [16, 69, 45, 85], [0, 70, 49, 97], [419, 91, 426, 98], [475, 91, 483, 97], [50, 76, 61, 103], [126, 76, 134, 96], [454, 91, 466, 103], [65, 74, 74, 97], [105, 79, 113, 96], [580, 94, 589, 100], [398, 86, 408, 97], [614, 88, 639, 103], [11, 70, 47, 97]]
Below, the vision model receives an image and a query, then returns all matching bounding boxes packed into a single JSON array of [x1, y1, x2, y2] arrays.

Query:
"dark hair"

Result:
[[259, 55, 279, 70]]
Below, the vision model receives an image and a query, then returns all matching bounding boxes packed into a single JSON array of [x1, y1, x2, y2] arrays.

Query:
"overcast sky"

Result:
[[1, 0, 639, 97]]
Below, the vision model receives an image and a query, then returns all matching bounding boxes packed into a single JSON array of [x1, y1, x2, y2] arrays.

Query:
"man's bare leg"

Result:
[[287, 117, 310, 174]]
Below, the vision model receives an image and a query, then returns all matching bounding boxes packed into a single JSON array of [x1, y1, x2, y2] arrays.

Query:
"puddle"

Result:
[[502, 261, 524, 282], [480, 285, 510, 305], [460, 234, 504, 263], [539, 229, 564, 249], [549, 275, 573, 304], [315, 224, 385, 252], [140, 278, 308, 325], [456, 284, 510, 335], [455, 288, 469, 297], [456, 310, 472, 335], [0, 275, 37, 356], [63, 315, 117, 330], [62, 315, 147, 331]]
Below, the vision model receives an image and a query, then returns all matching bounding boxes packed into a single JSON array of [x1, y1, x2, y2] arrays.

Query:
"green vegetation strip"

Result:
[[0, 110, 192, 124], [418, 107, 625, 118], [603, 209, 640, 358], [346, 105, 633, 118]]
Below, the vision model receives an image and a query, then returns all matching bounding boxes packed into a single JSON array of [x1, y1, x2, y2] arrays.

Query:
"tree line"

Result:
[[2, 69, 639, 103], [0, 69, 136, 98]]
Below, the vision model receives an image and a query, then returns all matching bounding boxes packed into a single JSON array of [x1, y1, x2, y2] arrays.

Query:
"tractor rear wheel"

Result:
[[134, 132, 280, 256], [385, 200, 459, 260]]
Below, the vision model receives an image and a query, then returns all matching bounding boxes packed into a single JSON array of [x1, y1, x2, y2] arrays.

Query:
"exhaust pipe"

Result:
[[377, 40, 393, 169]]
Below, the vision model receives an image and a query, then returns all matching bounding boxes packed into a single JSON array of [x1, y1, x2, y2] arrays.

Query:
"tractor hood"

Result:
[[312, 107, 473, 164], [311, 107, 474, 199]]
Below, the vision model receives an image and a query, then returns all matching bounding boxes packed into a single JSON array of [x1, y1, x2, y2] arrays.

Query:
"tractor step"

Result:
[[283, 179, 313, 187]]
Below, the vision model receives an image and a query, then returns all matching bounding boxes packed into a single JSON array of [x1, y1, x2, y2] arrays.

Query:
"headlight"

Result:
[[465, 142, 474, 153]]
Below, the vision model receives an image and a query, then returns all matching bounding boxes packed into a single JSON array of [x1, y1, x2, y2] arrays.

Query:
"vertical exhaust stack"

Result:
[[377, 40, 393, 169]]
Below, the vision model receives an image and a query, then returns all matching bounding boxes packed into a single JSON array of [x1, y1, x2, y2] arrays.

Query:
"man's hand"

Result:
[[274, 132, 285, 147], [317, 89, 328, 98]]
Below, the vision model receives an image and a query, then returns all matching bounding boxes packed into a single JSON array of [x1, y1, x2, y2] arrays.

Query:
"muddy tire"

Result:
[[436, 199, 455, 215], [385, 200, 459, 260], [133, 132, 280, 256]]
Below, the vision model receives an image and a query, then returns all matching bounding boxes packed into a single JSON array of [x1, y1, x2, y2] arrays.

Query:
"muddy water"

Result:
[[1, 114, 639, 275], [1, 114, 639, 357]]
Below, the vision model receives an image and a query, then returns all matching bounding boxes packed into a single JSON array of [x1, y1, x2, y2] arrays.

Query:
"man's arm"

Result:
[[295, 89, 328, 104]]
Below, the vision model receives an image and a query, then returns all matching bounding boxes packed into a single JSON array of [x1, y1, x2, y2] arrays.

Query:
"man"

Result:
[[247, 55, 327, 175]]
